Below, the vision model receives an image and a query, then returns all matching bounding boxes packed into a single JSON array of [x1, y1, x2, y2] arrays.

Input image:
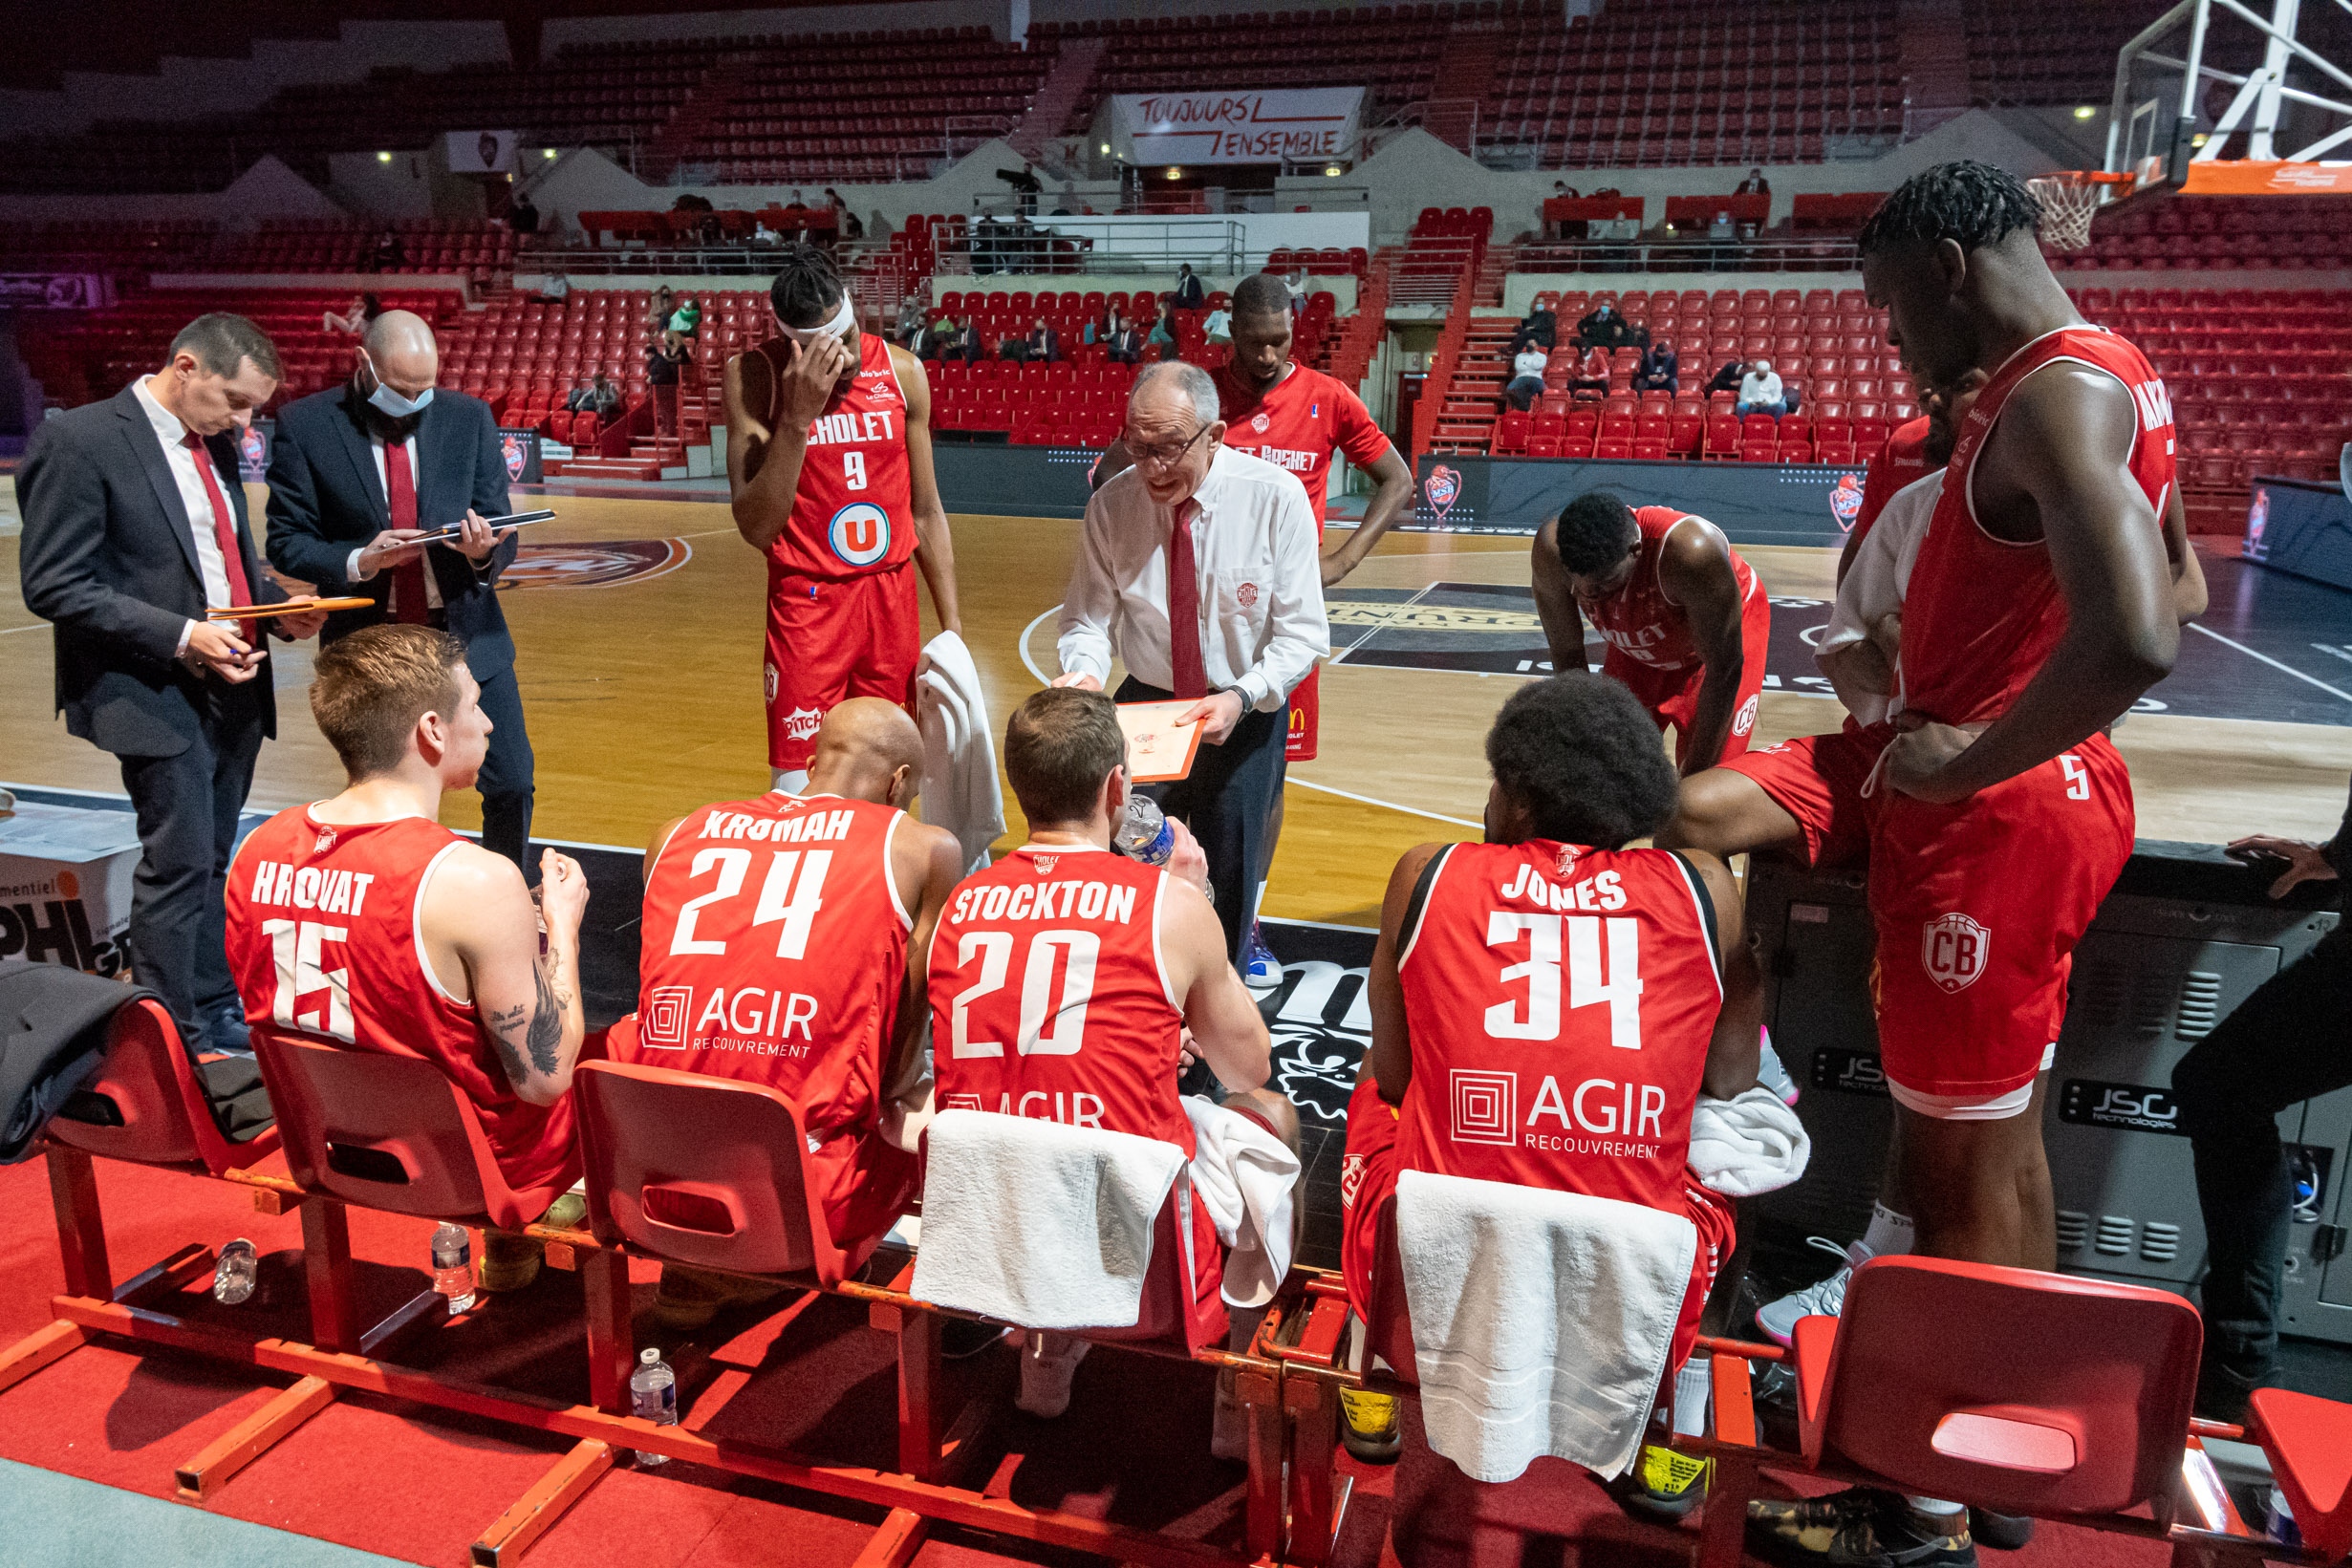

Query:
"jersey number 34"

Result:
[[1485, 911, 1644, 1049]]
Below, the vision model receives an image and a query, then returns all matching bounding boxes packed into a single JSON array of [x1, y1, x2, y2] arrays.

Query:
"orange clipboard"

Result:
[[1116, 699, 1205, 784], [207, 596, 374, 621]]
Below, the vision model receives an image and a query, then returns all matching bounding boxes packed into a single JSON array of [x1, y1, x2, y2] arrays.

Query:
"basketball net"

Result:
[[2028, 171, 2120, 251]]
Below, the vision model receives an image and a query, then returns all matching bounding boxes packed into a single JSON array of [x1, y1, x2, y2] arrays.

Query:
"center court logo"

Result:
[[828, 503, 892, 567], [1921, 913, 1990, 993]]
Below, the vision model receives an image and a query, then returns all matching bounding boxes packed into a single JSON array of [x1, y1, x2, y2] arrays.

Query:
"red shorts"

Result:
[[1336, 1076, 1735, 1375], [1285, 667, 1320, 762], [764, 562, 919, 770], [1717, 718, 1895, 870], [1866, 732, 2134, 1105], [810, 1127, 921, 1252], [1603, 583, 1771, 769]]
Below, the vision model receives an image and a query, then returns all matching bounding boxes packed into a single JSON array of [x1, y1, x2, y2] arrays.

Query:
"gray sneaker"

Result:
[[1756, 1236, 1874, 1346]]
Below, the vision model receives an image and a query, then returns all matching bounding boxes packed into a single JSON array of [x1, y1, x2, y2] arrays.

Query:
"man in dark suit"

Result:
[[1173, 263, 1205, 311], [1025, 316, 1061, 365], [265, 310, 537, 870], [1105, 313, 1142, 365], [16, 313, 328, 1052]]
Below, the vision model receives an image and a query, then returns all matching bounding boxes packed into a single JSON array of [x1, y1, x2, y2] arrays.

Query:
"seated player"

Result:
[[1531, 490, 1770, 775], [1335, 672, 1760, 1493], [226, 626, 588, 1290], [619, 698, 963, 1327], [928, 687, 1299, 1430]]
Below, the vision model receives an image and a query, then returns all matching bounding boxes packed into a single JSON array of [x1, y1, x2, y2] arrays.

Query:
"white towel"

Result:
[[1181, 1098, 1301, 1310], [916, 631, 1005, 875], [1397, 1169, 1696, 1484], [1687, 1086, 1811, 1197], [912, 1109, 1185, 1330]]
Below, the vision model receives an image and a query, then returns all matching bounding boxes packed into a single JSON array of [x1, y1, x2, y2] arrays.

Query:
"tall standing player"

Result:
[[1095, 272, 1413, 981], [1745, 160, 2182, 1568], [727, 246, 961, 792], [1530, 492, 1769, 775]]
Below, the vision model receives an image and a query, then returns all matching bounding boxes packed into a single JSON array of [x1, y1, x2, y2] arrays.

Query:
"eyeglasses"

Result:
[[1124, 423, 1209, 469]]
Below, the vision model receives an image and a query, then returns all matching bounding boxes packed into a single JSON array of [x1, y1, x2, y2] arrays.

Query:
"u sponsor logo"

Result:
[[828, 503, 892, 567]]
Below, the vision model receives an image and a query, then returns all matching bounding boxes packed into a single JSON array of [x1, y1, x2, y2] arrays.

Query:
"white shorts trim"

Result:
[[1887, 1042, 2057, 1121]]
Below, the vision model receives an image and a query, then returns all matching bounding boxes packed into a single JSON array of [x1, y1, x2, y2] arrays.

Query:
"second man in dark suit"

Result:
[[265, 311, 539, 870]]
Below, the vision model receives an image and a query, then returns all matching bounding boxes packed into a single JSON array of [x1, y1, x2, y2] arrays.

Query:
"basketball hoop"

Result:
[[2028, 170, 2132, 251]]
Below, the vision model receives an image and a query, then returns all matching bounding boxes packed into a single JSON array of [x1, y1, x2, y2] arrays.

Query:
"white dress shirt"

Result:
[[345, 429, 444, 612], [1057, 444, 1329, 712], [1818, 468, 1938, 724], [1738, 371, 1783, 405], [129, 377, 232, 657]]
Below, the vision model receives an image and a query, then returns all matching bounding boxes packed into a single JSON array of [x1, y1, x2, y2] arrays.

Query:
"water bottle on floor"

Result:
[[630, 1347, 678, 1465], [431, 1223, 477, 1314], [212, 1238, 258, 1305]]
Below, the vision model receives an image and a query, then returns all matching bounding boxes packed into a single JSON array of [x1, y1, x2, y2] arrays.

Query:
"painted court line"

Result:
[[2189, 622, 2352, 705]]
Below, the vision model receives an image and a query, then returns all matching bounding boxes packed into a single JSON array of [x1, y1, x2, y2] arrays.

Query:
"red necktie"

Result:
[[382, 438, 428, 625], [1167, 499, 1207, 700], [183, 433, 256, 650]]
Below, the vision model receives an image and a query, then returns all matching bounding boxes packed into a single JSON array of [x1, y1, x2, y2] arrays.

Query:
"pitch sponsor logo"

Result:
[[499, 539, 692, 591], [1921, 912, 1990, 994], [1423, 463, 1461, 522], [781, 706, 824, 741]]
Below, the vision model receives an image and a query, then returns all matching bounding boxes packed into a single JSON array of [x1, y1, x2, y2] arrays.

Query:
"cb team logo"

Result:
[[1921, 913, 1991, 994], [1733, 693, 1759, 738], [828, 503, 892, 568], [1828, 472, 1864, 532], [1423, 463, 1461, 522]]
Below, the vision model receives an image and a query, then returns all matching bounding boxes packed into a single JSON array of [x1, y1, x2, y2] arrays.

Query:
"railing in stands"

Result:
[[1408, 260, 1478, 460], [938, 219, 1257, 278], [1511, 237, 1864, 275]]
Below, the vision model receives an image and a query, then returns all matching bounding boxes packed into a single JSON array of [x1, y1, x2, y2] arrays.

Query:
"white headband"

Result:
[[777, 294, 854, 345]]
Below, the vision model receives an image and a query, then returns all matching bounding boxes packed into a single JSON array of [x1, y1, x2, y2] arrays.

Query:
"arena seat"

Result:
[[45, 998, 278, 1177], [251, 1035, 579, 1235]]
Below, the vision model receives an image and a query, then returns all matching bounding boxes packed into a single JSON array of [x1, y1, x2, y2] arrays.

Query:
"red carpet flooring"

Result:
[[0, 1152, 2194, 1567]]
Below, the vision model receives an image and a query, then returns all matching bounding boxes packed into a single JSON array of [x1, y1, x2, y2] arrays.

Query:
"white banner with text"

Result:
[[1114, 88, 1364, 165]]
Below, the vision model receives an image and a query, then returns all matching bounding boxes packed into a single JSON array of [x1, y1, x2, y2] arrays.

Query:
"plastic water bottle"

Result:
[[212, 1238, 258, 1305], [1115, 793, 1176, 865], [431, 1223, 477, 1314], [630, 1347, 678, 1464]]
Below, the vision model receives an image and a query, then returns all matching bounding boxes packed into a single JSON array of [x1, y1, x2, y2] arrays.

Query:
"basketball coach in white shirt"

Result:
[[1053, 361, 1328, 965]]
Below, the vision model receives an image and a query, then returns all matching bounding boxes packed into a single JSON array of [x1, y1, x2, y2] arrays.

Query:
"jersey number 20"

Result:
[[1484, 912, 1643, 1049], [950, 929, 1100, 1059]]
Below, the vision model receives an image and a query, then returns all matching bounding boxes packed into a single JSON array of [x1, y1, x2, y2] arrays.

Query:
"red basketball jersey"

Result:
[[225, 806, 574, 1194], [1214, 361, 1393, 532], [630, 793, 913, 1144], [1578, 505, 1762, 673], [1394, 839, 1725, 1214], [1854, 416, 1930, 549], [753, 330, 916, 580], [1901, 326, 2176, 727], [928, 845, 1194, 1156]]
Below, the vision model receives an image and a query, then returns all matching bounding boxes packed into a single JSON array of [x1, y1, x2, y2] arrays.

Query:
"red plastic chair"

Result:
[[251, 1035, 576, 1234], [48, 998, 279, 1176], [2251, 1387, 2352, 1559], [1790, 1257, 2201, 1517], [573, 1048, 884, 1289]]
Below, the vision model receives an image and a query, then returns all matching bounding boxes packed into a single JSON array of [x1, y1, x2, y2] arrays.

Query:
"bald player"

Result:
[[267, 308, 538, 868], [728, 246, 961, 793], [620, 698, 965, 1324]]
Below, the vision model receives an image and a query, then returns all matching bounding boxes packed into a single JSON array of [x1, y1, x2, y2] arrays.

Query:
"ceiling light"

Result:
[[544, 147, 558, 160], [1325, 164, 1342, 176], [377, 151, 393, 163], [1100, 142, 1111, 154], [2073, 105, 2098, 120], [1166, 166, 1182, 180]]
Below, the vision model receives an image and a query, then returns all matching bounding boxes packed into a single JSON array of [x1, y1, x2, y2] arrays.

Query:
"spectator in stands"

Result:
[[647, 330, 692, 436], [1505, 345, 1549, 411], [1632, 339, 1679, 394], [1568, 344, 1612, 398], [507, 192, 540, 235], [1203, 303, 1232, 346], [1106, 313, 1143, 365], [840, 207, 864, 242], [1736, 167, 1771, 197], [1706, 358, 1746, 397], [1737, 358, 1786, 418], [1175, 263, 1206, 311], [972, 214, 1003, 276], [1575, 299, 1634, 352], [668, 294, 701, 339], [1507, 303, 1557, 357], [1147, 306, 1178, 361], [1284, 267, 1308, 316], [369, 230, 404, 272], [649, 286, 677, 337], [567, 373, 620, 419], [322, 292, 380, 336], [1025, 316, 1062, 364], [751, 216, 782, 247]]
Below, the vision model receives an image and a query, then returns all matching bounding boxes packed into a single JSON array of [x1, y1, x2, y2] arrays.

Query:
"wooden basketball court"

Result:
[[6, 485, 2350, 929]]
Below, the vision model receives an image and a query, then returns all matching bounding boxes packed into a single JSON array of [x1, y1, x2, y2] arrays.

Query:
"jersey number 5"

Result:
[[668, 847, 831, 959], [950, 929, 1101, 1059], [1483, 911, 1644, 1049]]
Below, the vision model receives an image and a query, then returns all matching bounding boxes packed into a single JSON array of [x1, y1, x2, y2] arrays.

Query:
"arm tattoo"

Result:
[[486, 1001, 530, 1085], [524, 956, 565, 1076]]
